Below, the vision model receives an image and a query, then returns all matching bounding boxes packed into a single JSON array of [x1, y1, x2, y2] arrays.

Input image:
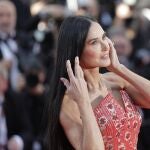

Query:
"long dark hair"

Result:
[[47, 16, 96, 150]]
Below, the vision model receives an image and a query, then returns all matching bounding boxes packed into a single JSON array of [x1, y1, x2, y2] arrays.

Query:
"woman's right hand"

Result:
[[60, 56, 90, 105], [60, 57, 105, 150]]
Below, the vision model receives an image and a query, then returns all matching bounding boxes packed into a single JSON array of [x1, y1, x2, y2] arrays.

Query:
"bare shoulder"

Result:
[[102, 72, 126, 89]]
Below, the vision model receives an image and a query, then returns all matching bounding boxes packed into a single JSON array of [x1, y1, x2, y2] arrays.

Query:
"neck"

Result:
[[82, 67, 102, 89]]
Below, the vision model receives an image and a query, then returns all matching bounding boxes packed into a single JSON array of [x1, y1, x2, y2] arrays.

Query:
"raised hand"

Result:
[[106, 38, 122, 73], [60, 57, 90, 104]]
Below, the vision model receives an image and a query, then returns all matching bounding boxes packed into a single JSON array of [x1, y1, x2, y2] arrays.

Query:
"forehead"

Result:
[[86, 22, 104, 40], [0, 2, 16, 13]]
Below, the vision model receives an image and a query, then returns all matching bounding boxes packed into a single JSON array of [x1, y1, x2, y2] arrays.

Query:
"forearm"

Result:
[[78, 101, 104, 150], [116, 64, 150, 99]]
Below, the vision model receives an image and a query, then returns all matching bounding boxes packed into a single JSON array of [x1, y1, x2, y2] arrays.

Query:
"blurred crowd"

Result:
[[0, 0, 149, 150]]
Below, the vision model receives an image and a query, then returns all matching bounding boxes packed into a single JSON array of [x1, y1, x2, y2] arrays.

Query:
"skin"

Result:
[[0, 74, 8, 94], [0, 1, 17, 72], [0, 1, 16, 34], [60, 21, 150, 150]]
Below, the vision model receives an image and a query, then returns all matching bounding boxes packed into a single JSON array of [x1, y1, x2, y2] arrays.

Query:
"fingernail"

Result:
[[66, 60, 69, 64], [75, 56, 77, 62], [60, 77, 64, 82], [75, 56, 79, 62]]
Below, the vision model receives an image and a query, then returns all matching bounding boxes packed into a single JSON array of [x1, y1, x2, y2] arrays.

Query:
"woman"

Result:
[[47, 16, 150, 150]]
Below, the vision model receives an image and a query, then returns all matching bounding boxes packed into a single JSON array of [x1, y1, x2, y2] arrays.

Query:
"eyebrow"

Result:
[[87, 32, 107, 42]]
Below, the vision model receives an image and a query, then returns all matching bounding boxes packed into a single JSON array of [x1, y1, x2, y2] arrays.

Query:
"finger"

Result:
[[106, 37, 112, 43], [60, 77, 70, 88], [78, 65, 84, 78], [75, 56, 84, 78], [106, 37, 113, 47], [75, 56, 81, 78], [109, 40, 115, 49], [107, 39, 116, 56], [66, 60, 75, 80]]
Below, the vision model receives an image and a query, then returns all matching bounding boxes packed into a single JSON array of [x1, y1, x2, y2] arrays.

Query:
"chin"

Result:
[[100, 59, 111, 67]]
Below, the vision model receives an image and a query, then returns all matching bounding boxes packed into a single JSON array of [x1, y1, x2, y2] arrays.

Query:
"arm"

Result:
[[60, 95, 104, 150], [78, 99, 104, 150], [60, 57, 104, 150], [115, 65, 150, 108], [107, 38, 150, 108]]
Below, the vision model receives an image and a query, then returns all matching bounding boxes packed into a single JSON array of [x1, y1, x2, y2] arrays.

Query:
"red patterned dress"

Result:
[[93, 90, 142, 150]]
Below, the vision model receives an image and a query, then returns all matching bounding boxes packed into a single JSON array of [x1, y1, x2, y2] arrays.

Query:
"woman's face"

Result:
[[80, 22, 111, 69]]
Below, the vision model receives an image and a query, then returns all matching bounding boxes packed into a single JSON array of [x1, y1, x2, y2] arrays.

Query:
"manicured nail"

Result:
[[75, 57, 77, 62], [66, 60, 70, 64], [75, 56, 79, 62]]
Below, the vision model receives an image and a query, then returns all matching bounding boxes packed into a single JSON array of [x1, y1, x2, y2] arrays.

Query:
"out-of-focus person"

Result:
[[0, 0, 33, 92], [108, 26, 134, 70], [0, 64, 32, 150], [10, 0, 31, 31], [22, 61, 48, 150]]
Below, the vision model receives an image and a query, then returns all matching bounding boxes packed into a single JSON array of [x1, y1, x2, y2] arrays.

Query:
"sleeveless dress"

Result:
[[93, 89, 142, 150]]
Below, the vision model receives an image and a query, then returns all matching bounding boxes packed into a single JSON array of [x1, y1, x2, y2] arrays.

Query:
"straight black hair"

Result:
[[46, 16, 96, 150]]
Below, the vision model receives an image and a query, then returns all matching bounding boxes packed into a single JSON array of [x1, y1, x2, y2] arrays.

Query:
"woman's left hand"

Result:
[[106, 38, 122, 73]]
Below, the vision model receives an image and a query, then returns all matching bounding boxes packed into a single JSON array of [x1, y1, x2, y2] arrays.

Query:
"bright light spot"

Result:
[[78, 0, 90, 7], [142, 8, 150, 21], [116, 3, 131, 19], [123, 0, 137, 6], [31, 2, 45, 15], [66, 0, 78, 11], [38, 22, 47, 31]]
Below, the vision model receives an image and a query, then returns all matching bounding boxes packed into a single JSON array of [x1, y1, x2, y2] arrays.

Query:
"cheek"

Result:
[[80, 49, 101, 68], [82, 49, 100, 59]]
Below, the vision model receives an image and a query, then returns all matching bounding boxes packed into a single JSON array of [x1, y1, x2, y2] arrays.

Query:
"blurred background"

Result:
[[0, 0, 149, 150]]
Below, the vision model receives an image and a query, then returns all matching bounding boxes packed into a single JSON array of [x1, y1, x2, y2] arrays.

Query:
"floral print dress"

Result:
[[93, 90, 142, 150]]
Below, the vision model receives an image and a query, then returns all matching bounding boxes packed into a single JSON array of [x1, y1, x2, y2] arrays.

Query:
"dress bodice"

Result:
[[93, 90, 142, 150]]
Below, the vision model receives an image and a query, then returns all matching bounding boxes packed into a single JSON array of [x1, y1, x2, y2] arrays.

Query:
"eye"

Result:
[[91, 40, 97, 45]]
